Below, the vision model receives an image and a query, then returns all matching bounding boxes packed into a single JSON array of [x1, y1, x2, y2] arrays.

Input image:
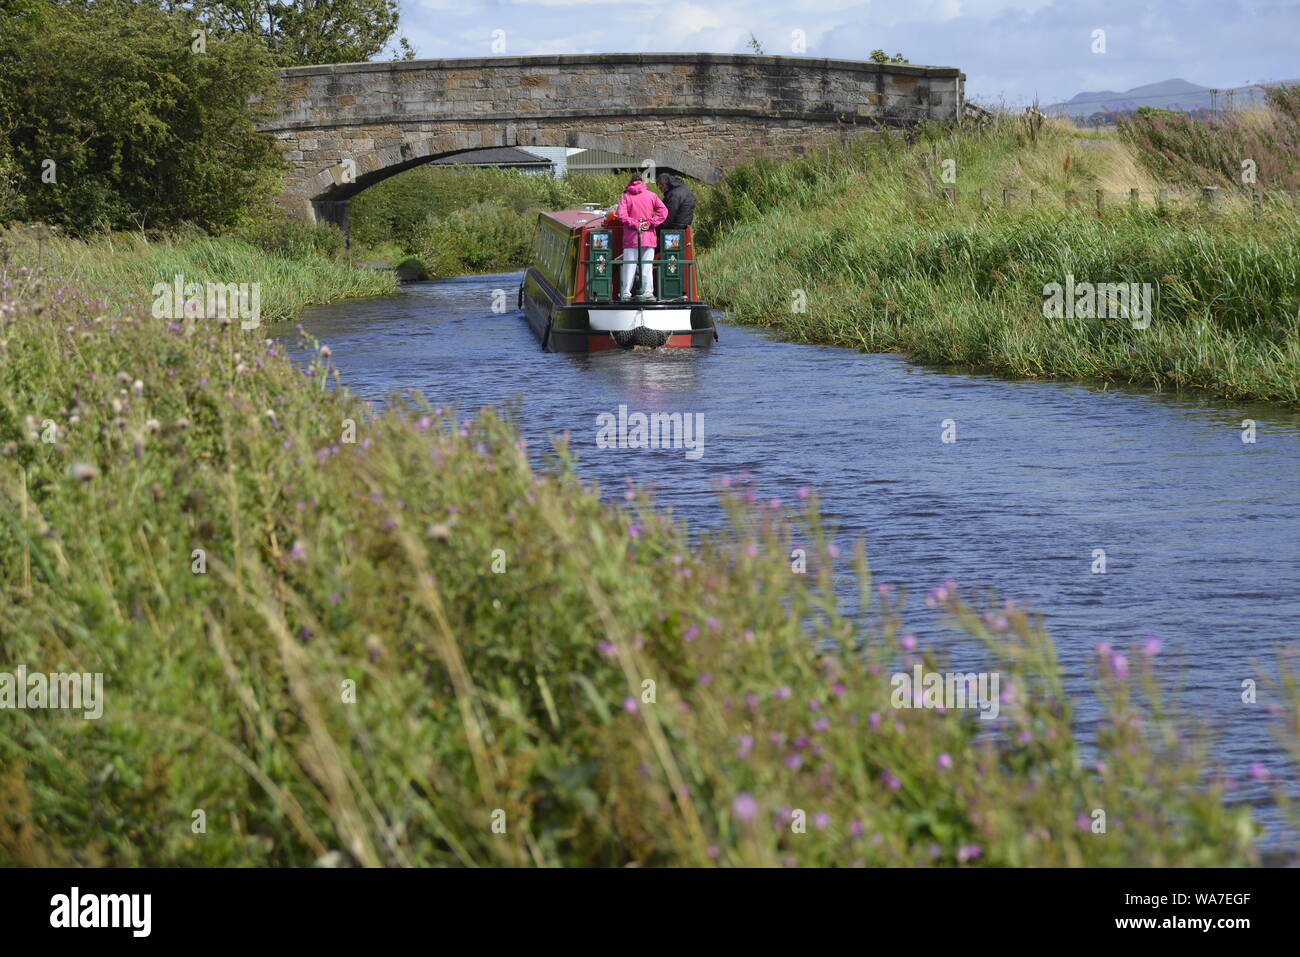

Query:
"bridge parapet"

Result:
[[259, 53, 965, 220]]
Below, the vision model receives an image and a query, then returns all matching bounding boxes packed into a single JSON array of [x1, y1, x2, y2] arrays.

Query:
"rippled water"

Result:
[[292, 271, 1300, 838]]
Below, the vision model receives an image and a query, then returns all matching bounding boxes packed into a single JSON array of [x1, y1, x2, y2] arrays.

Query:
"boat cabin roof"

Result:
[[542, 209, 612, 233]]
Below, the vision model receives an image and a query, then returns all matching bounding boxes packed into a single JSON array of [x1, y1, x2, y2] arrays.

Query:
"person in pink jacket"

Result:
[[616, 177, 668, 301]]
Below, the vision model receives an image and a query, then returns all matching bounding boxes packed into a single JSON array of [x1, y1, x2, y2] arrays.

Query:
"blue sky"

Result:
[[393, 0, 1300, 106]]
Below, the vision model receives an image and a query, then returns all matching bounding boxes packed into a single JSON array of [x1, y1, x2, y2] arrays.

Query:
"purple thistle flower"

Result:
[[731, 792, 758, 822], [1110, 652, 1129, 677], [622, 697, 639, 714]]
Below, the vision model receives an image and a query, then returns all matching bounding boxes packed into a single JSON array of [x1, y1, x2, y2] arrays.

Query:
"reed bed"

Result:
[[698, 115, 1300, 404]]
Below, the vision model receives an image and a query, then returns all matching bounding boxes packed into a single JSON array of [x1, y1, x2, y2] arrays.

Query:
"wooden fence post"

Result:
[[1095, 189, 1104, 215], [1129, 187, 1139, 206]]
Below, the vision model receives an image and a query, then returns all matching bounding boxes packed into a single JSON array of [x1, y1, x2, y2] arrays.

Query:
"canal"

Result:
[[292, 270, 1300, 839]]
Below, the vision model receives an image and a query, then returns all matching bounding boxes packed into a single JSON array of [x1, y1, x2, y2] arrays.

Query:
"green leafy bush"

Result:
[[235, 215, 346, 261], [410, 201, 535, 277], [0, 0, 282, 232]]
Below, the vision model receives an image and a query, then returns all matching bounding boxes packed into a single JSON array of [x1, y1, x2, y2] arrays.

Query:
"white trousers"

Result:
[[620, 246, 655, 297]]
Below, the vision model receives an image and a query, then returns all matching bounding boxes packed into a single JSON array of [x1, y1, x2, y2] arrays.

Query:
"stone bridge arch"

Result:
[[311, 128, 722, 209], [261, 53, 965, 224]]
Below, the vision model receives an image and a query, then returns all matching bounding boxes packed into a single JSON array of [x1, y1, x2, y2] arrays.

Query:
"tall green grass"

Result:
[[698, 116, 1300, 404], [2, 266, 1296, 865], [2, 226, 396, 323]]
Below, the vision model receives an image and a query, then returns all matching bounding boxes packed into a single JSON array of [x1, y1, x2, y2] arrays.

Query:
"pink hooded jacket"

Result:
[[616, 180, 668, 250]]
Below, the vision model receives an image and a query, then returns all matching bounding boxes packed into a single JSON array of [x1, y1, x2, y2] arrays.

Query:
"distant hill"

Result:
[[1044, 78, 1290, 118]]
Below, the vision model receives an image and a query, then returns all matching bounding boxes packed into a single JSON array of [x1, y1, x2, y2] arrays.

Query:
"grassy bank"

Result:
[[697, 116, 1300, 405], [2, 226, 397, 323], [2, 265, 1296, 866]]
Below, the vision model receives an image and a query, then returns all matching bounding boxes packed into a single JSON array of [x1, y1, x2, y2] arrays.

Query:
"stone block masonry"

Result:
[[255, 53, 965, 221]]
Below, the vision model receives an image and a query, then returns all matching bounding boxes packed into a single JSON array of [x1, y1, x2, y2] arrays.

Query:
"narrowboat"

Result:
[[518, 204, 717, 352]]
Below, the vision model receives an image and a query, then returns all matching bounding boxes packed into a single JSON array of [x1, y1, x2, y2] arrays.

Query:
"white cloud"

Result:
[[393, 0, 1300, 104]]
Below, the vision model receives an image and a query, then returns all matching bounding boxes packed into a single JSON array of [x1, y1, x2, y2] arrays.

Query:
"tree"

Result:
[[869, 49, 910, 64], [166, 1, 411, 66], [0, 0, 283, 231]]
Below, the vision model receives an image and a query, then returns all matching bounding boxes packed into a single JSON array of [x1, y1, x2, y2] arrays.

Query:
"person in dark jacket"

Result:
[[656, 173, 696, 229]]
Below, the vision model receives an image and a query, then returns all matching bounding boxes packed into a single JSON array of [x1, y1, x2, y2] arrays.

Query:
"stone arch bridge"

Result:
[[260, 53, 965, 226]]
